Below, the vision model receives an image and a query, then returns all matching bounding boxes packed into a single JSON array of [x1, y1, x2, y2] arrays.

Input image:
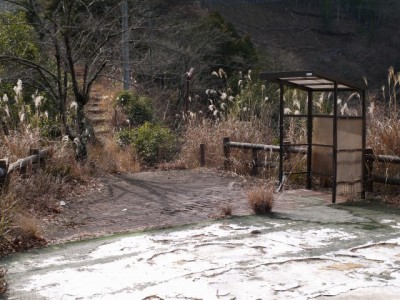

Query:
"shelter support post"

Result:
[[306, 90, 313, 189], [332, 81, 338, 204], [279, 83, 284, 185], [361, 89, 367, 199], [365, 148, 374, 192]]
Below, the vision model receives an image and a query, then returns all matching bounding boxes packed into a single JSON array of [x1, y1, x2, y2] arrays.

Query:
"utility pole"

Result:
[[121, 0, 130, 90]]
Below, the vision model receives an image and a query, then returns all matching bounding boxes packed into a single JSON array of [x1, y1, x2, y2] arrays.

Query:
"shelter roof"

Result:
[[259, 71, 366, 92]]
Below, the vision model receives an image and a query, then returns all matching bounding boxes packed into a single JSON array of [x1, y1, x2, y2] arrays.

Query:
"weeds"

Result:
[[11, 213, 44, 244], [0, 268, 6, 294], [247, 185, 274, 214], [368, 67, 400, 156], [219, 203, 233, 217], [180, 117, 268, 171], [88, 140, 139, 174], [0, 193, 17, 239]]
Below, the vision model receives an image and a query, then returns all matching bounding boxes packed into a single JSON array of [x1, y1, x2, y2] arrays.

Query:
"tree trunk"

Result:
[[74, 101, 89, 163]]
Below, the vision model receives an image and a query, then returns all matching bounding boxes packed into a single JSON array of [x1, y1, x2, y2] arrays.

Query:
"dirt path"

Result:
[[44, 170, 252, 243]]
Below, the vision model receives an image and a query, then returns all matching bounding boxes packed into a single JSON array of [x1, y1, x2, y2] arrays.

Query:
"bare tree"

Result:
[[0, 0, 144, 162], [1, 0, 259, 159]]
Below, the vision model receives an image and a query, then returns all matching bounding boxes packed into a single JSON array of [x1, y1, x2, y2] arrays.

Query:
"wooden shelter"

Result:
[[260, 71, 367, 203]]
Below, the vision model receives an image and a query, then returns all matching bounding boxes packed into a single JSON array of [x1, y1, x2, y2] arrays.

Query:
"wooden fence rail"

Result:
[[365, 150, 400, 189], [223, 137, 306, 175], [0, 148, 52, 188], [8, 149, 51, 174], [223, 137, 400, 190]]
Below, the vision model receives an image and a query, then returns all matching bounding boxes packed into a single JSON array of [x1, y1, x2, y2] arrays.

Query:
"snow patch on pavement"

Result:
[[7, 223, 400, 299]]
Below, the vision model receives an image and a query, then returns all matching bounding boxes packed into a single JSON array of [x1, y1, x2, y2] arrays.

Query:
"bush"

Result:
[[116, 127, 136, 147], [134, 122, 176, 165], [117, 122, 177, 166], [115, 91, 153, 126]]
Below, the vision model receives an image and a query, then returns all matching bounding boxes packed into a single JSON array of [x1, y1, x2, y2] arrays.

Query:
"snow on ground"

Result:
[[6, 220, 400, 300]]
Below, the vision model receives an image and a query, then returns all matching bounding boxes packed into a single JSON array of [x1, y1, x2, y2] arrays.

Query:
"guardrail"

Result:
[[222, 137, 400, 191], [0, 148, 52, 188]]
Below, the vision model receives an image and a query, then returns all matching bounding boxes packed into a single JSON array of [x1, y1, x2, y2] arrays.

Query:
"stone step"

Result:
[[86, 108, 107, 114], [86, 87, 115, 140], [90, 117, 109, 125], [95, 129, 112, 136], [87, 102, 101, 108]]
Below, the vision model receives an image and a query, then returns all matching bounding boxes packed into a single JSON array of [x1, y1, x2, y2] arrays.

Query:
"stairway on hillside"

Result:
[[85, 91, 114, 143], [74, 64, 115, 142]]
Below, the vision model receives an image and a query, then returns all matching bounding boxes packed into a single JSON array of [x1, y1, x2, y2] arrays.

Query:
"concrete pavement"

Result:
[[2, 190, 400, 299]]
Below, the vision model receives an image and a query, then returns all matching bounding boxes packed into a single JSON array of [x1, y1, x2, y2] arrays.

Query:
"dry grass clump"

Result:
[[219, 203, 233, 217], [88, 139, 139, 174], [45, 148, 91, 183], [180, 117, 269, 171], [368, 67, 400, 156], [10, 213, 44, 245], [365, 69, 400, 198], [247, 184, 274, 214], [7, 138, 139, 215], [0, 138, 83, 255], [367, 102, 400, 156], [0, 130, 41, 161], [0, 268, 6, 295], [0, 193, 17, 238], [0, 193, 45, 257], [10, 171, 67, 212], [369, 117, 400, 156]]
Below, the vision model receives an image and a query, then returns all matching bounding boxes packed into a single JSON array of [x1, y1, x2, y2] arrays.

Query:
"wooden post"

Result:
[[0, 159, 8, 188], [29, 148, 42, 169], [283, 140, 291, 165], [1, 121, 9, 136], [251, 148, 258, 176], [365, 148, 374, 192], [200, 144, 205, 167], [223, 137, 230, 170], [29, 148, 40, 156]]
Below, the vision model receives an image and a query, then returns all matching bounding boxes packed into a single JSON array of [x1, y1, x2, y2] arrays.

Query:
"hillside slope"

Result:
[[202, 0, 400, 90]]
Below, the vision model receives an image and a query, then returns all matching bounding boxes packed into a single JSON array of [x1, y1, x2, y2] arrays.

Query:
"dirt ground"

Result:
[[43, 169, 254, 244]]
